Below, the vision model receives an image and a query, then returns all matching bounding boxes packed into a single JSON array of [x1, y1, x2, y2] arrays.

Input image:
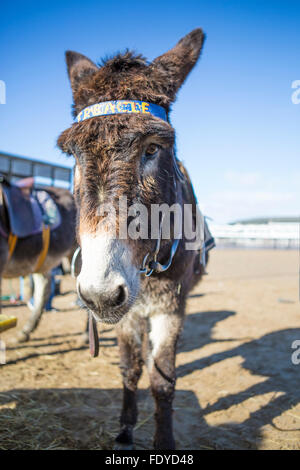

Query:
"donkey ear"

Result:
[[152, 29, 205, 98], [65, 51, 98, 93]]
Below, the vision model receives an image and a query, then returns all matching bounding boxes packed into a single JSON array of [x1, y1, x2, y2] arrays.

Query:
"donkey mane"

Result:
[[99, 50, 148, 70], [70, 55, 171, 116]]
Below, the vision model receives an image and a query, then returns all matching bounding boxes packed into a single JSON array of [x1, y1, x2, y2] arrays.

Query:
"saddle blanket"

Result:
[[1, 183, 61, 238]]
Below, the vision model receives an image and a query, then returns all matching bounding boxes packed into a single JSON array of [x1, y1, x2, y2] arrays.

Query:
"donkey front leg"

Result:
[[114, 317, 144, 450], [17, 272, 51, 342], [148, 312, 183, 450]]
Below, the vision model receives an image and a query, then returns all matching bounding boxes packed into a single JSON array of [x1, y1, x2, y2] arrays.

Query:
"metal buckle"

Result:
[[140, 221, 162, 277], [71, 246, 81, 278], [139, 216, 180, 277]]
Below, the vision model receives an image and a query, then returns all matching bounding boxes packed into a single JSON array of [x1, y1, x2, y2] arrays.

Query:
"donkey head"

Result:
[[58, 29, 205, 323]]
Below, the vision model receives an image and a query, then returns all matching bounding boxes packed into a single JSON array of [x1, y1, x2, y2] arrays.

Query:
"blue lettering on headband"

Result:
[[76, 100, 167, 123]]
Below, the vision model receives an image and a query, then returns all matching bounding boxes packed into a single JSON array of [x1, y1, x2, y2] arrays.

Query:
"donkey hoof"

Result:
[[114, 427, 134, 450], [16, 331, 30, 343]]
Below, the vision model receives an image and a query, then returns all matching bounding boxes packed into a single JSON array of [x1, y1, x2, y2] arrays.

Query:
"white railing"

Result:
[[209, 223, 299, 248]]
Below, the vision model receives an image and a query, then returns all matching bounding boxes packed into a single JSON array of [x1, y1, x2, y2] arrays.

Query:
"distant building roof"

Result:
[[230, 216, 299, 225]]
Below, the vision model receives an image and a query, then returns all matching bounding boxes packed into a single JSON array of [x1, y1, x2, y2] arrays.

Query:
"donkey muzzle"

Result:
[[77, 234, 139, 322]]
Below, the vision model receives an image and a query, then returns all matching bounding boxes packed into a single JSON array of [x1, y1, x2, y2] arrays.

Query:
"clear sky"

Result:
[[0, 0, 299, 222]]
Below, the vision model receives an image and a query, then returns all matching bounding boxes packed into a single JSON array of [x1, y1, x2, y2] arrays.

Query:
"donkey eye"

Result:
[[145, 143, 160, 157]]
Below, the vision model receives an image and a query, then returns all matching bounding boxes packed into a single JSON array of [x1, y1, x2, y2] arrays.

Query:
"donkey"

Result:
[[0, 184, 76, 342], [58, 29, 211, 449]]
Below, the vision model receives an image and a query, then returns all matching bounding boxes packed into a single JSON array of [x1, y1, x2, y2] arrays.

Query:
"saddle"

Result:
[[0, 177, 61, 238]]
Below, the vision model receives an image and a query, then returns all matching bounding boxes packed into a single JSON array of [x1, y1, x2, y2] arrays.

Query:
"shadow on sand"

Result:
[[1, 309, 300, 449]]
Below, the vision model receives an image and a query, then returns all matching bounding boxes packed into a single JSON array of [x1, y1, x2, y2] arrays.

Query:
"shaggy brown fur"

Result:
[[65, 28, 204, 116], [58, 28, 206, 450]]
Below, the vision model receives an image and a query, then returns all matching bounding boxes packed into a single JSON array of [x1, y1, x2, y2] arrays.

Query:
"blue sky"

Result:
[[0, 0, 299, 222]]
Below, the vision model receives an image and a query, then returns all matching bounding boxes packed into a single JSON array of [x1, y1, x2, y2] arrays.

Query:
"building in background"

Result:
[[0, 151, 73, 190], [209, 217, 299, 249]]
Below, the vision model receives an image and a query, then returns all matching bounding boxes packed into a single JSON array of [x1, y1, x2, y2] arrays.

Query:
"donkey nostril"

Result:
[[78, 283, 128, 312], [110, 284, 128, 308], [78, 286, 97, 311]]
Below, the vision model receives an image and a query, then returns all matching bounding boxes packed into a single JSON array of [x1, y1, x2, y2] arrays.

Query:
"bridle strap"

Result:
[[71, 246, 81, 278], [71, 229, 179, 280], [88, 312, 99, 357], [139, 216, 180, 277], [71, 248, 100, 357], [71, 225, 179, 358]]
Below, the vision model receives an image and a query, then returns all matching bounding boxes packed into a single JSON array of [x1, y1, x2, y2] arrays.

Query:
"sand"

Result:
[[0, 249, 299, 450]]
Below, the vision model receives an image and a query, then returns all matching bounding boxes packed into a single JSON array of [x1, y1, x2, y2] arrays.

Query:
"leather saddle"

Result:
[[0, 176, 61, 238]]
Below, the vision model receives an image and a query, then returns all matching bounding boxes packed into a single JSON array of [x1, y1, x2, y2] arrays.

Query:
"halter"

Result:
[[71, 154, 183, 279], [72, 99, 180, 278], [71, 214, 180, 359], [71, 220, 180, 279], [71, 99, 213, 358]]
